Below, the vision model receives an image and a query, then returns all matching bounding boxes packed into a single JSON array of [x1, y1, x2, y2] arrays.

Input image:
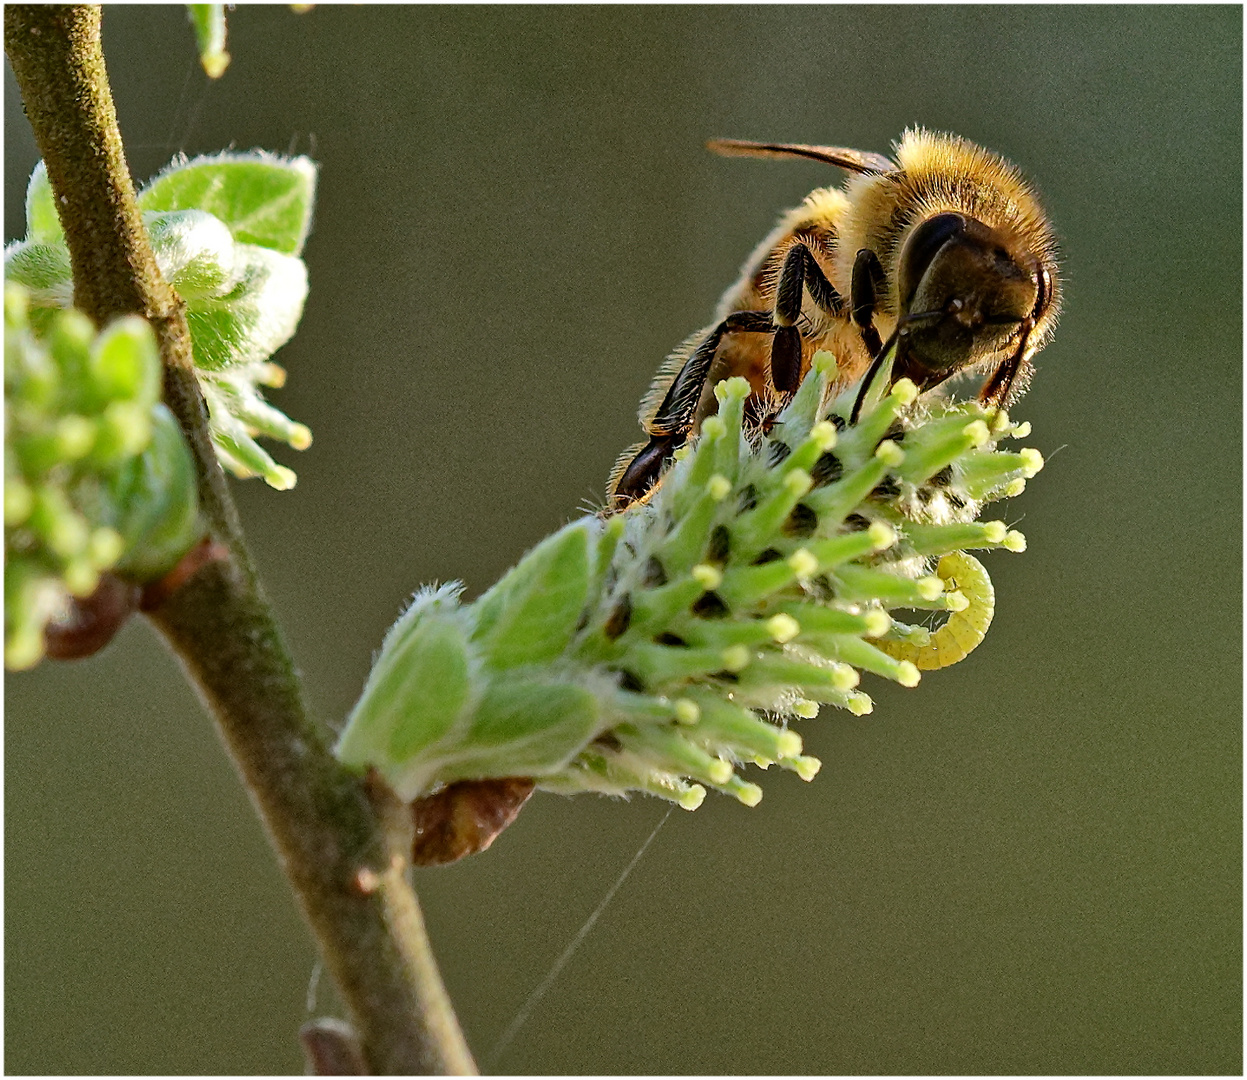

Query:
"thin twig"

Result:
[[4, 6, 476, 1073]]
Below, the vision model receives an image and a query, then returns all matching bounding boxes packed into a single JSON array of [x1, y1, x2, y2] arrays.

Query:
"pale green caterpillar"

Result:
[[877, 552, 995, 670]]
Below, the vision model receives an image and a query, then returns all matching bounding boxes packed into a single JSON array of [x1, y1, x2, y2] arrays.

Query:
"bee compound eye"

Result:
[[897, 212, 969, 311]]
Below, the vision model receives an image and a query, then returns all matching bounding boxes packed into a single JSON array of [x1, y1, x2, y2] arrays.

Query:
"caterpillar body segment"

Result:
[[876, 552, 994, 670]]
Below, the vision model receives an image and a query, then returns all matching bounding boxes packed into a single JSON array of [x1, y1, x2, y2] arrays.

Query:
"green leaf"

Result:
[[101, 404, 203, 581], [145, 209, 239, 300], [183, 244, 308, 370], [45, 308, 96, 410], [138, 152, 317, 255], [436, 679, 601, 783], [471, 518, 594, 669], [337, 598, 473, 770], [3, 241, 73, 305], [186, 4, 230, 79], [385, 619, 472, 761], [87, 315, 162, 409], [24, 162, 62, 244]]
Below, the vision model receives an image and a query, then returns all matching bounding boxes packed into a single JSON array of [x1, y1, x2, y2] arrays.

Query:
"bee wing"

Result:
[[707, 138, 896, 176]]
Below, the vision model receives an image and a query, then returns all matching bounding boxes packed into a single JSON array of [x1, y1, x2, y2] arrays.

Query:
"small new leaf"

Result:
[[471, 519, 594, 669], [138, 152, 318, 256], [24, 162, 63, 245], [183, 244, 309, 371]]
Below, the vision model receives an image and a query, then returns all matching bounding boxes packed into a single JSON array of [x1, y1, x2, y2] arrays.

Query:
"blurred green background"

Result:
[[5, 5, 1240, 1074]]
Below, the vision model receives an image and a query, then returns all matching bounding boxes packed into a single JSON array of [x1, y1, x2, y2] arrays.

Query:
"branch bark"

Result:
[[4, 6, 476, 1073]]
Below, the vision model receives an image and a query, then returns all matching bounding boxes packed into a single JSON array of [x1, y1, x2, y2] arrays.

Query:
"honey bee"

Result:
[[609, 129, 1060, 510]]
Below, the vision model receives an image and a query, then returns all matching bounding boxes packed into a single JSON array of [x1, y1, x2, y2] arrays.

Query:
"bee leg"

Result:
[[850, 248, 887, 358], [610, 432, 682, 509], [773, 243, 844, 393], [611, 309, 775, 508], [769, 327, 803, 395], [980, 272, 1046, 409], [647, 309, 776, 435], [978, 328, 1034, 409]]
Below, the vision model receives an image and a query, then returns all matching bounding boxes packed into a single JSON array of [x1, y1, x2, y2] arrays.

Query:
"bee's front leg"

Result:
[[850, 247, 888, 359], [846, 247, 901, 424], [979, 268, 1046, 408], [977, 328, 1032, 409], [772, 243, 845, 394]]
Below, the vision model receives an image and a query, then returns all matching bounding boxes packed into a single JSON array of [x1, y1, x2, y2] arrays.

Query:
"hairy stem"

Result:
[[4, 6, 475, 1073]]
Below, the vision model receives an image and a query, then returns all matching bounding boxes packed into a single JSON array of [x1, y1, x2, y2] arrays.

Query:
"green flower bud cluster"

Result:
[[337, 352, 1043, 811], [5, 153, 317, 489], [4, 283, 202, 670]]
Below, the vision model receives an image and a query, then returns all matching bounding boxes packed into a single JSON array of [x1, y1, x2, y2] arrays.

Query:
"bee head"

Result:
[[895, 212, 1041, 386]]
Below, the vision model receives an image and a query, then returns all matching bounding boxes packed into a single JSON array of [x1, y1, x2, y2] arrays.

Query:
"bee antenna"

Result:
[[850, 328, 900, 424]]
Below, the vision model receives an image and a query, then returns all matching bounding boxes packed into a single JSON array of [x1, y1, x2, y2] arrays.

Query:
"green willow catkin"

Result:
[[336, 351, 1043, 810]]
